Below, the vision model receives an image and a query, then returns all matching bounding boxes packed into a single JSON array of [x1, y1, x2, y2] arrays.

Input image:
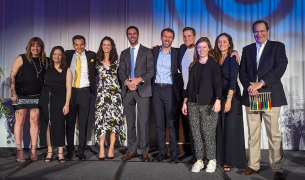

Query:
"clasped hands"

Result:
[[247, 82, 264, 96], [126, 77, 143, 91]]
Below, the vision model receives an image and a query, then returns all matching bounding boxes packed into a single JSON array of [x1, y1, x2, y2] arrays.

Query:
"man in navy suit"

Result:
[[239, 20, 287, 180], [151, 28, 181, 163]]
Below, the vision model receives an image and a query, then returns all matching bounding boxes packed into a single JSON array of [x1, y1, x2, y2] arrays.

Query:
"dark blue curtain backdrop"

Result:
[[0, 0, 304, 150]]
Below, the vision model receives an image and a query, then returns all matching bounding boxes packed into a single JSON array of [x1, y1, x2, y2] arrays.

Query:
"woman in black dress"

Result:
[[214, 33, 247, 171], [95, 36, 126, 160], [39, 46, 72, 163], [10, 37, 47, 162], [182, 37, 222, 173]]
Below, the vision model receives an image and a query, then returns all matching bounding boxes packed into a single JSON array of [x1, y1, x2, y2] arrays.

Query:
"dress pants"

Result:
[[152, 85, 179, 156], [123, 90, 150, 154], [245, 107, 283, 173], [66, 87, 91, 153]]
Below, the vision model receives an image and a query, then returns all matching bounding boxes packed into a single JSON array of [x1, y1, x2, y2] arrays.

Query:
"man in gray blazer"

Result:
[[118, 26, 154, 162]]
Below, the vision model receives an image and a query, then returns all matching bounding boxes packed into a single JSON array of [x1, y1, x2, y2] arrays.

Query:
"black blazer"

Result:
[[186, 58, 222, 105], [152, 46, 182, 101], [65, 50, 97, 94], [118, 44, 154, 98], [239, 40, 288, 107], [179, 44, 188, 64]]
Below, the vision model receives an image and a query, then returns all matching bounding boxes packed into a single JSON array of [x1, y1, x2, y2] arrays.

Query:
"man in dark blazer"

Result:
[[239, 20, 287, 180], [151, 28, 181, 163], [65, 35, 96, 160], [118, 26, 154, 162]]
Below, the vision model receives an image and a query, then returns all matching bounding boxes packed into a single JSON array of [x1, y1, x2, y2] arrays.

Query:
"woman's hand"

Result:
[[182, 103, 188, 115], [63, 105, 69, 115], [212, 99, 221, 113], [224, 99, 232, 113], [11, 94, 18, 104]]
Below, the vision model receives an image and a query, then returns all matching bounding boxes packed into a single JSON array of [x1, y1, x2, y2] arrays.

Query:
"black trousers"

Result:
[[66, 87, 91, 153], [152, 85, 179, 156]]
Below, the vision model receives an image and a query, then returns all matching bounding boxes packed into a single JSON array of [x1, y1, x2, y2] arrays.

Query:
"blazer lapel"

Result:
[[171, 47, 176, 75], [85, 50, 90, 68], [125, 49, 131, 76], [257, 40, 271, 70], [250, 44, 258, 78], [135, 45, 143, 69]]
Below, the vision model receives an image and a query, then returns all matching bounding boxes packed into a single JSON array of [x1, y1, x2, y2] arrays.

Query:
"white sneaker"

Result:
[[191, 161, 204, 173], [206, 160, 217, 173]]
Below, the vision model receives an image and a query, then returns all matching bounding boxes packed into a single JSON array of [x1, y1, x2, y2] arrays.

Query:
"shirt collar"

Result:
[[159, 46, 171, 54], [256, 40, 268, 48], [74, 50, 85, 56], [130, 43, 140, 50]]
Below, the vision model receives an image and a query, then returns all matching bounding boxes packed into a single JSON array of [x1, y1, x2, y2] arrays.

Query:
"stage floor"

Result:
[[0, 146, 304, 180]]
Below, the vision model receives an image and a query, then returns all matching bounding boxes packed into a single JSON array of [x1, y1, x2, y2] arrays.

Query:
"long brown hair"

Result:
[[96, 36, 119, 64], [25, 37, 46, 65], [189, 37, 216, 71], [214, 33, 234, 63], [49, 46, 67, 70]]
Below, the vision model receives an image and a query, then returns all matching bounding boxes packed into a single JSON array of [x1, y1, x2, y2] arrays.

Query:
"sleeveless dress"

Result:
[[94, 61, 126, 144], [13, 54, 45, 110], [39, 68, 67, 147]]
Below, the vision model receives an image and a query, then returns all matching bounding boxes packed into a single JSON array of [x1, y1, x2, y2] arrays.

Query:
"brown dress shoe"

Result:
[[141, 154, 150, 162], [123, 152, 138, 160], [241, 167, 259, 175], [274, 172, 285, 180]]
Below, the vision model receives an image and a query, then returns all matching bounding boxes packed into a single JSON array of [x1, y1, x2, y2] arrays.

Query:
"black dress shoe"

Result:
[[169, 156, 178, 164], [79, 153, 86, 161], [66, 151, 73, 160], [186, 155, 196, 164], [274, 172, 285, 180], [153, 153, 167, 162]]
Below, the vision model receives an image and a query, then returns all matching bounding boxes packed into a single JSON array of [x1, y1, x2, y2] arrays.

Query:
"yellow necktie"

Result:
[[74, 54, 81, 88]]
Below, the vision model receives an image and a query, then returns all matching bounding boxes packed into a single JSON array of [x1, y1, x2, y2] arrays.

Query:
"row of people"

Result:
[[10, 20, 287, 179]]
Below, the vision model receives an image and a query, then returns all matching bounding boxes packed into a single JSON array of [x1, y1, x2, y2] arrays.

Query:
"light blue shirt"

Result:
[[155, 47, 172, 84]]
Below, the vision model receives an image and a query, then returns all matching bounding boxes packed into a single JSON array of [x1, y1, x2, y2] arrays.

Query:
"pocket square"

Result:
[[90, 59, 94, 62], [177, 69, 181, 73]]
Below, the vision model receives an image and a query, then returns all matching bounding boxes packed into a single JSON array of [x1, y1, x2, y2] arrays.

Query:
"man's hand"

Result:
[[129, 77, 143, 86], [231, 50, 240, 64], [248, 82, 264, 93], [126, 81, 137, 91], [248, 89, 259, 96], [151, 45, 158, 49]]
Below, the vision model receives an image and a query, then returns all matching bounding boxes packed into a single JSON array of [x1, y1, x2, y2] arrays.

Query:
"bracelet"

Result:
[[64, 105, 69, 107], [227, 94, 233, 99]]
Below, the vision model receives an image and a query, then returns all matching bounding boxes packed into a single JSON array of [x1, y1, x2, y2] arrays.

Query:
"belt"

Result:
[[155, 83, 172, 87], [73, 87, 90, 91]]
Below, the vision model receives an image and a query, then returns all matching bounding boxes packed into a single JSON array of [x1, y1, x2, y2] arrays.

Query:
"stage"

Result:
[[0, 146, 304, 180]]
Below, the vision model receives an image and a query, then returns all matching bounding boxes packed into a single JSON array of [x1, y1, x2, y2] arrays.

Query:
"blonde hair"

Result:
[[25, 37, 46, 65]]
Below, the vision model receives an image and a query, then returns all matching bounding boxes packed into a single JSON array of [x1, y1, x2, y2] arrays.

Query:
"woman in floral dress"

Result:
[[95, 36, 126, 160]]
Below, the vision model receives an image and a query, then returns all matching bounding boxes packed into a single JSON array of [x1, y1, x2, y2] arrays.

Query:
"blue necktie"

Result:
[[130, 47, 135, 79]]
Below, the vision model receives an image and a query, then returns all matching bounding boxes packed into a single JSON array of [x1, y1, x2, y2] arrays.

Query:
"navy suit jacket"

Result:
[[239, 40, 288, 107], [152, 46, 182, 101]]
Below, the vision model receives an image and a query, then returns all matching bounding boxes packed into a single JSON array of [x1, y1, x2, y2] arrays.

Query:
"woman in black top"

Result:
[[214, 33, 247, 171], [10, 37, 47, 162], [39, 46, 72, 163], [182, 37, 222, 173]]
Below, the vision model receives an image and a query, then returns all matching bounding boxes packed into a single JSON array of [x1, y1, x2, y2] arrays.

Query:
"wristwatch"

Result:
[[260, 79, 265, 86], [227, 94, 233, 99]]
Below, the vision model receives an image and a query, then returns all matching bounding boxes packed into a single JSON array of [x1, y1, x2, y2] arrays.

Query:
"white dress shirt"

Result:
[[70, 51, 90, 88], [256, 40, 267, 82], [130, 43, 141, 65]]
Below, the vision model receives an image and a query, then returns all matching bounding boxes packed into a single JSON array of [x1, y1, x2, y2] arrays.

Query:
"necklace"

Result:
[[32, 57, 42, 78]]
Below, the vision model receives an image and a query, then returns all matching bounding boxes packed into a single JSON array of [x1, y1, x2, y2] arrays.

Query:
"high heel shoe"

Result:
[[58, 153, 66, 163], [106, 149, 114, 159], [99, 157, 105, 161], [16, 149, 25, 163], [44, 152, 54, 162], [30, 148, 38, 161]]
